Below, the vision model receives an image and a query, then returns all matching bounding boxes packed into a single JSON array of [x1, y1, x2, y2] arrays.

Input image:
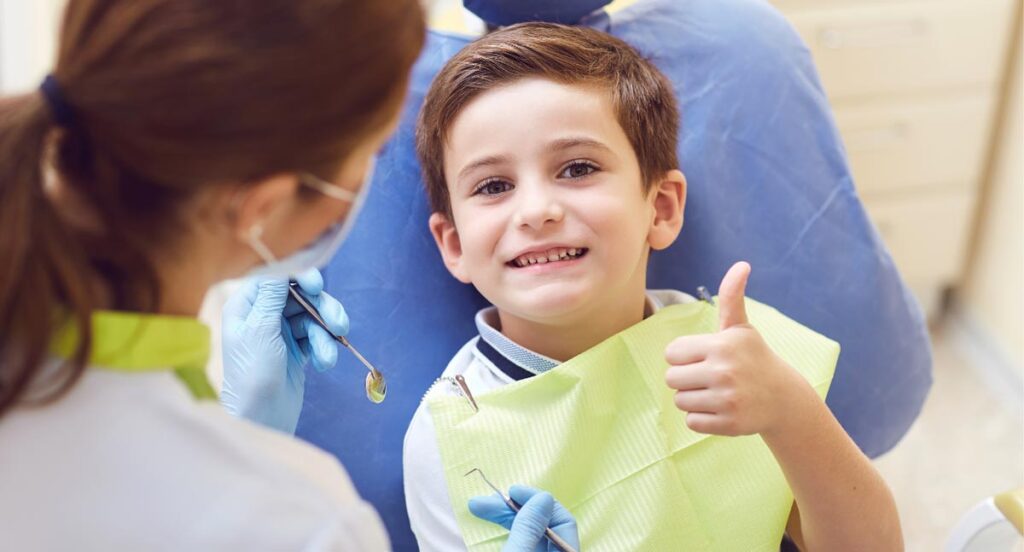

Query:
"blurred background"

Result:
[[4, 0, 1020, 549]]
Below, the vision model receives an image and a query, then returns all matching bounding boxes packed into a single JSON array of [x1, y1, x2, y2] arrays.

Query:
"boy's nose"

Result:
[[512, 182, 565, 230]]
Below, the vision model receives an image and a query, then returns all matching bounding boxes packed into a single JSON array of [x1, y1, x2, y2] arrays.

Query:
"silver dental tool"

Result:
[[465, 468, 578, 552], [696, 285, 715, 305], [287, 281, 387, 403]]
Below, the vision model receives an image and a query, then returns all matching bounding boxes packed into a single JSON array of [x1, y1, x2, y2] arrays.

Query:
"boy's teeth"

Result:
[[512, 247, 586, 266]]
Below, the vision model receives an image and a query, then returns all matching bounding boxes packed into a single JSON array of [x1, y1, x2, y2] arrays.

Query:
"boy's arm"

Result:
[[767, 379, 903, 551], [403, 402, 469, 552], [664, 262, 902, 552]]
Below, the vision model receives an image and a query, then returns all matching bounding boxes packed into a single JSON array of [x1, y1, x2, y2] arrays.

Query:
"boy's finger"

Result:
[[665, 362, 714, 391], [674, 389, 721, 414], [664, 334, 715, 365], [718, 261, 751, 330], [685, 412, 728, 435]]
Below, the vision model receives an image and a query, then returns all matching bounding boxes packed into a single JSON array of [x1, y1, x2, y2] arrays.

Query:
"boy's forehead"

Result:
[[444, 78, 630, 167], [453, 78, 613, 128]]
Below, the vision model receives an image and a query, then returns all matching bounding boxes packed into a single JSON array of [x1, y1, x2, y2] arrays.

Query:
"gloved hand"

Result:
[[220, 268, 349, 434], [469, 485, 580, 552]]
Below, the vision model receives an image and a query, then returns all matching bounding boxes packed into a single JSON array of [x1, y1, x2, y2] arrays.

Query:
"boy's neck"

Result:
[[495, 286, 650, 362]]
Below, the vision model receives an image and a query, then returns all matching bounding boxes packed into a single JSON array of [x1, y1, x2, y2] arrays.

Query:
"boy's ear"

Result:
[[647, 169, 687, 251], [428, 212, 472, 283]]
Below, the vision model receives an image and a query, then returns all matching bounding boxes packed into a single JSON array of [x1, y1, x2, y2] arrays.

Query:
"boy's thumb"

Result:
[[718, 261, 751, 330]]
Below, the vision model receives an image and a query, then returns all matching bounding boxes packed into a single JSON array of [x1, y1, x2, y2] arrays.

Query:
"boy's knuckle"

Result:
[[716, 337, 739, 359], [713, 367, 735, 387], [720, 390, 739, 410]]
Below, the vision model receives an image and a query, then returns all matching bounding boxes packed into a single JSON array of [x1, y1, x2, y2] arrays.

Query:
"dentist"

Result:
[[0, 1, 577, 549]]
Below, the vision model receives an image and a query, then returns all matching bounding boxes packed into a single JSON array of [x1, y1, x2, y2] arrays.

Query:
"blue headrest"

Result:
[[464, 0, 612, 26], [299, 1, 932, 548]]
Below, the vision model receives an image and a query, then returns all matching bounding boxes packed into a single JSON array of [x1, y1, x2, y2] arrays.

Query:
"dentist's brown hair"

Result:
[[0, 0, 424, 416]]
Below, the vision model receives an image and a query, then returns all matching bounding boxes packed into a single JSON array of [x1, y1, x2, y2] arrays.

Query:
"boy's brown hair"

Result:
[[417, 22, 680, 218]]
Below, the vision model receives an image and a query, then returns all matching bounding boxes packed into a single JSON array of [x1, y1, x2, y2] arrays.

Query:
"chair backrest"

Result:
[[297, 1, 933, 548]]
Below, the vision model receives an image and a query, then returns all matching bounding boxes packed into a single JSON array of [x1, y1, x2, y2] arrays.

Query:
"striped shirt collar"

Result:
[[473, 293, 666, 381]]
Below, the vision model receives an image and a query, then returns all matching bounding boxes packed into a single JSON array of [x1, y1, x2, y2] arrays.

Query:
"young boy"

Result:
[[404, 23, 901, 551]]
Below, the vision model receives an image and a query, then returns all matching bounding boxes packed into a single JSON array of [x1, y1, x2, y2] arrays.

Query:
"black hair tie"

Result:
[[39, 75, 75, 127]]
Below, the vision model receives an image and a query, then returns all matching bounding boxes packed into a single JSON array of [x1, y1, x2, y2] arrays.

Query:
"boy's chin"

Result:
[[494, 287, 595, 323]]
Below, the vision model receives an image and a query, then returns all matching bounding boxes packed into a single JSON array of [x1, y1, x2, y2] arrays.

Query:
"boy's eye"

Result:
[[559, 161, 598, 179], [474, 179, 513, 196]]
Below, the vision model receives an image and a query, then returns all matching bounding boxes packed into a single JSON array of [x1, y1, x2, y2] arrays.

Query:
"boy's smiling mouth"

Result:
[[508, 246, 589, 268]]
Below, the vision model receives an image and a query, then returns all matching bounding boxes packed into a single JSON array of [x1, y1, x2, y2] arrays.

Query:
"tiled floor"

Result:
[[873, 327, 1023, 551]]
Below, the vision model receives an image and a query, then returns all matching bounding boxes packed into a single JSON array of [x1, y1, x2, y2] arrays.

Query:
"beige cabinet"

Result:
[[772, 0, 1021, 316]]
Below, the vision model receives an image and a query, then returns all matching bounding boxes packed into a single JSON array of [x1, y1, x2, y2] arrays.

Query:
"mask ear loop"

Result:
[[300, 173, 357, 203], [246, 223, 278, 265], [226, 185, 274, 263], [238, 173, 355, 269]]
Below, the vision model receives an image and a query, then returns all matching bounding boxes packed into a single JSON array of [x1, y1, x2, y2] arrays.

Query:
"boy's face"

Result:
[[430, 78, 685, 325]]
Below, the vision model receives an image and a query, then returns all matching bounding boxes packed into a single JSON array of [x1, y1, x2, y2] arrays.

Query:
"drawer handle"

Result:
[[820, 19, 929, 50]]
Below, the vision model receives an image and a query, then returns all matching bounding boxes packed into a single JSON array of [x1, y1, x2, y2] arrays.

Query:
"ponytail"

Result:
[[0, 93, 94, 415]]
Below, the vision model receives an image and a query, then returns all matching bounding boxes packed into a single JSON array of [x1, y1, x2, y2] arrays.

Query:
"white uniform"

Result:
[[402, 289, 695, 551], [0, 365, 389, 551]]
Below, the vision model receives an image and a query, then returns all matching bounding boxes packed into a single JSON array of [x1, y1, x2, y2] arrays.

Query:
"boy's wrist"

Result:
[[760, 376, 825, 447]]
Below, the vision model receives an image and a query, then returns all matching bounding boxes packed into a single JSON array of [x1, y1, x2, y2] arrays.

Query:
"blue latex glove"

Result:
[[469, 485, 581, 552], [221, 268, 349, 434]]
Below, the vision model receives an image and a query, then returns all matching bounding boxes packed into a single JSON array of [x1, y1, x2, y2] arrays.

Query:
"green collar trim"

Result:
[[52, 310, 216, 400]]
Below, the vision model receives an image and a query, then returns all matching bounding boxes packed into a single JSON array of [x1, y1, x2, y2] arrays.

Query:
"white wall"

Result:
[[0, 0, 65, 93]]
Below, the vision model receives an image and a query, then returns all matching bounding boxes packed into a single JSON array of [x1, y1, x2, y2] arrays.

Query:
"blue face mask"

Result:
[[246, 158, 375, 278]]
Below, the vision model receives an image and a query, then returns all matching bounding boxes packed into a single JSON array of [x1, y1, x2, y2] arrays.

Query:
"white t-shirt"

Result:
[[0, 366, 389, 551], [402, 289, 695, 551]]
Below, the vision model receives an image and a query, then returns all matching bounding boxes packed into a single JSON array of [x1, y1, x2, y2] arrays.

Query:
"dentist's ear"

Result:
[[229, 173, 301, 244], [647, 169, 687, 251], [429, 211, 472, 283]]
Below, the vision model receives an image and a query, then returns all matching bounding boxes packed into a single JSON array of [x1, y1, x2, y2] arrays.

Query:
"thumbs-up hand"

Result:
[[663, 262, 812, 437]]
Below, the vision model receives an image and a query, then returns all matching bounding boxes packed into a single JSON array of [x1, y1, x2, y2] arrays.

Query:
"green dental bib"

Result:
[[428, 298, 839, 551]]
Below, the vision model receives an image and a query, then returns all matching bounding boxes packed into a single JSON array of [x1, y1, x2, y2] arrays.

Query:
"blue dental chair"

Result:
[[299, 1, 933, 549]]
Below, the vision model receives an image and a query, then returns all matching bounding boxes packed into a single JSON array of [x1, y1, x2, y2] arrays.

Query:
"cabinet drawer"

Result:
[[783, 0, 1016, 101], [834, 92, 997, 194], [863, 189, 977, 283]]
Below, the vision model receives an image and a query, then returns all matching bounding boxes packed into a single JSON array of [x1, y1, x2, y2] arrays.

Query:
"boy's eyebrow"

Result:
[[458, 154, 509, 181], [548, 137, 615, 156]]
